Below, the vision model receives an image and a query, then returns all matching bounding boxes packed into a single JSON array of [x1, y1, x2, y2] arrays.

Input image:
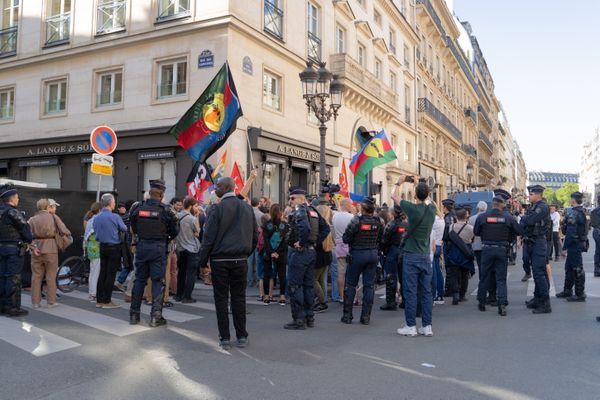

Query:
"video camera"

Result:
[[321, 180, 341, 195]]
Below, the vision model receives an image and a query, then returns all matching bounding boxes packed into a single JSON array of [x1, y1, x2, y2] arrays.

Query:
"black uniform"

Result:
[[0, 200, 33, 316], [341, 214, 383, 324], [379, 216, 408, 310], [129, 198, 179, 326]]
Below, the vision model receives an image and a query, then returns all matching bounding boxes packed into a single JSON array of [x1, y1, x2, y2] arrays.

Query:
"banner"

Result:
[[231, 161, 245, 195]]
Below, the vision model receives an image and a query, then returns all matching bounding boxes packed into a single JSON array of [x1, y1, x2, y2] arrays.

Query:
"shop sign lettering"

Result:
[[26, 143, 91, 156], [276, 145, 319, 162]]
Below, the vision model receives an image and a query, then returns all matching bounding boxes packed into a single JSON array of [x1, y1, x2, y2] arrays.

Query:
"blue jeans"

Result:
[[594, 228, 600, 266], [431, 245, 443, 299], [247, 250, 258, 284], [402, 252, 433, 327], [329, 256, 340, 301], [287, 248, 316, 320], [522, 243, 531, 275]]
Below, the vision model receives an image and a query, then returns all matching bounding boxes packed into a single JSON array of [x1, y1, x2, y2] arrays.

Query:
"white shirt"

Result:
[[430, 215, 445, 246], [332, 211, 354, 241], [551, 211, 560, 232]]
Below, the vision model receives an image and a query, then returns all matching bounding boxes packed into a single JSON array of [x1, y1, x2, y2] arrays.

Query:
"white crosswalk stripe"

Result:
[[0, 317, 81, 357], [62, 290, 204, 323]]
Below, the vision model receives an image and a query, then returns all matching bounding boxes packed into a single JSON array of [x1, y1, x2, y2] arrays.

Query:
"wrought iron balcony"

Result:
[[461, 143, 477, 157], [464, 107, 477, 125], [264, 0, 283, 40], [418, 98, 462, 142], [45, 13, 70, 45], [0, 26, 17, 57], [307, 31, 321, 62], [479, 131, 493, 151], [479, 158, 494, 175], [477, 104, 492, 130]]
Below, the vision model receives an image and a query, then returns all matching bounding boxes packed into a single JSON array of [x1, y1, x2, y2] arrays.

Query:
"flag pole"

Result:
[[244, 126, 256, 171]]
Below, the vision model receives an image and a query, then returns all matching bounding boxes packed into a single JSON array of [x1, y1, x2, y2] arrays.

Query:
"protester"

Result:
[[115, 201, 134, 292], [262, 204, 288, 306], [167, 197, 183, 299], [257, 213, 271, 302], [175, 197, 201, 303], [93, 193, 128, 309], [198, 177, 257, 349], [247, 198, 264, 288], [28, 198, 71, 308], [83, 202, 102, 302], [314, 204, 333, 313]]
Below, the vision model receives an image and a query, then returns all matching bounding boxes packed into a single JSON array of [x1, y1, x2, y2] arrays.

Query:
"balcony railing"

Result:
[[464, 107, 477, 125], [307, 31, 321, 62], [45, 13, 70, 45], [461, 144, 477, 157], [97, 0, 126, 34], [479, 158, 494, 175], [479, 131, 493, 151], [418, 97, 462, 142], [0, 26, 17, 56], [498, 122, 506, 136], [264, 0, 283, 40], [478, 104, 493, 130]]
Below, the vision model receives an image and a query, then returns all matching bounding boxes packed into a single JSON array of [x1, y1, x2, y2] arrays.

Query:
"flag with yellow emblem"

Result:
[[349, 130, 397, 184]]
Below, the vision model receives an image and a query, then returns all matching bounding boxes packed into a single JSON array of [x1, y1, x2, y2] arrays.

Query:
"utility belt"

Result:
[[290, 244, 315, 252], [0, 242, 20, 248], [482, 241, 510, 248], [523, 235, 545, 244]]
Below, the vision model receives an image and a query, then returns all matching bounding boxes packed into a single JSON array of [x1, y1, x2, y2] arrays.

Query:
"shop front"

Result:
[[0, 127, 194, 203], [247, 127, 341, 205]]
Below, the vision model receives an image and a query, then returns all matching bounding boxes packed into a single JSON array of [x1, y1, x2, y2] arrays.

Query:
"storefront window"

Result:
[[27, 166, 60, 188], [144, 159, 176, 202], [86, 166, 114, 192], [262, 163, 280, 204]]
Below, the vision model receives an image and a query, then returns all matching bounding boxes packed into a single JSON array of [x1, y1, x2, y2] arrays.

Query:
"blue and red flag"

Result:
[[169, 62, 243, 162]]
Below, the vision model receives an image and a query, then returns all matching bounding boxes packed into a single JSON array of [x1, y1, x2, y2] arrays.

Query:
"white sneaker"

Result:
[[47, 303, 58, 309], [434, 297, 445, 305], [396, 325, 417, 337], [418, 325, 433, 337], [32, 303, 41, 309]]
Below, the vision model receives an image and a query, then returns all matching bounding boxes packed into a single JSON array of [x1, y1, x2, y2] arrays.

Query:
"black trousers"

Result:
[[176, 250, 199, 300], [547, 232, 561, 259], [264, 256, 287, 297], [211, 259, 248, 340], [97, 244, 121, 304], [446, 265, 469, 298]]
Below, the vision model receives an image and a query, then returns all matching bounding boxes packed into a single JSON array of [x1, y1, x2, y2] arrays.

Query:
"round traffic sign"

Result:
[[90, 126, 118, 155]]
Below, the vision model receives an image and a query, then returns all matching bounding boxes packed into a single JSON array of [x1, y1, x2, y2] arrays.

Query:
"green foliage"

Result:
[[555, 183, 580, 207], [544, 188, 558, 206]]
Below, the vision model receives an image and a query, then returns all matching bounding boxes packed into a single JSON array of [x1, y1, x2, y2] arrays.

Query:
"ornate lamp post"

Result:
[[299, 61, 344, 200]]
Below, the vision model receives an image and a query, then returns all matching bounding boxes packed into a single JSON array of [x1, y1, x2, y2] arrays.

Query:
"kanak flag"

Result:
[[186, 162, 213, 202], [339, 159, 350, 198], [231, 161, 245, 195]]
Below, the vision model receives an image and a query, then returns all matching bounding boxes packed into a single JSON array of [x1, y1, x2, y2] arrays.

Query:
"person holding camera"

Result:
[[392, 176, 437, 337]]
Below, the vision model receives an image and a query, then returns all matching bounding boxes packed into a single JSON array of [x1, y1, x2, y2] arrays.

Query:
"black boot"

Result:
[[7, 276, 28, 317], [380, 276, 397, 310], [129, 312, 140, 325], [498, 304, 507, 316], [149, 313, 167, 327], [557, 269, 575, 298], [360, 304, 372, 325], [341, 285, 355, 324], [567, 267, 586, 302], [525, 297, 539, 309], [532, 298, 552, 314], [305, 316, 315, 328], [452, 293, 460, 305], [284, 319, 306, 330], [486, 296, 497, 306], [594, 264, 600, 277], [478, 303, 486, 312]]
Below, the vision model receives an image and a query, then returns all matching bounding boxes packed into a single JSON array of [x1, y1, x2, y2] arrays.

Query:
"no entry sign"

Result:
[[90, 126, 118, 155]]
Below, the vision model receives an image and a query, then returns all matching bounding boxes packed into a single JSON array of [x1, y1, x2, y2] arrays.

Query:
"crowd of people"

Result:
[[1, 173, 599, 350]]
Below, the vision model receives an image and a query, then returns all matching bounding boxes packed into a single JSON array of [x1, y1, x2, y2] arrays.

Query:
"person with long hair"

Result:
[[313, 204, 333, 313], [262, 204, 288, 306]]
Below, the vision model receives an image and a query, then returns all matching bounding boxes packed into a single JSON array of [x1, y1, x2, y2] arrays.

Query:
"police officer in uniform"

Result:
[[129, 179, 179, 327], [556, 191, 588, 302], [521, 185, 552, 314], [442, 198, 457, 297], [341, 197, 383, 325], [474, 189, 522, 316], [0, 184, 35, 317], [379, 204, 408, 311], [284, 187, 329, 330]]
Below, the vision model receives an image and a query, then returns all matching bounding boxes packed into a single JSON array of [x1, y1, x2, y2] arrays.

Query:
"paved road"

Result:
[[2, 240, 599, 400]]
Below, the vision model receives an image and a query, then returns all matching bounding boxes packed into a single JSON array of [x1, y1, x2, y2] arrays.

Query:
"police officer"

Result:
[[556, 191, 588, 302], [442, 198, 457, 297], [129, 179, 179, 327], [0, 184, 35, 317], [341, 197, 383, 325], [284, 187, 329, 330], [474, 189, 522, 316], [521, 185, 552, 314], [379, 205, 408, 311]]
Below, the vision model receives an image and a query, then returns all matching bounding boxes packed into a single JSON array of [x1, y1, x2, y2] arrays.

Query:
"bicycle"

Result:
[[56, 251, 89, 293]]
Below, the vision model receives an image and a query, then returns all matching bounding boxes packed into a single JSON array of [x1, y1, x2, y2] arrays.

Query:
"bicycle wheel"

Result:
[[57, 256, 86, 293]]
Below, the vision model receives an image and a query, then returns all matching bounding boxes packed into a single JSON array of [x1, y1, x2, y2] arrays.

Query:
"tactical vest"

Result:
[[390, 219, 408, 247], [525, 202, 548, 239], [480, 210, 511, 243], [0, 207, 23, 243], [307, 206, 320, 244], [136, 202, 167, 240], [352, 215, 381, 249]]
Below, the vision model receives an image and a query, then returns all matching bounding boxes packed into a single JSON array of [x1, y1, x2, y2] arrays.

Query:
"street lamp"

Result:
[[466, 161, 474, 191], [299, 61, 344, 201]]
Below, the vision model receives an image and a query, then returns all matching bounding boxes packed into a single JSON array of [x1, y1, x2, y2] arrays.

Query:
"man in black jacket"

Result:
[[198, 177, 258, 350]]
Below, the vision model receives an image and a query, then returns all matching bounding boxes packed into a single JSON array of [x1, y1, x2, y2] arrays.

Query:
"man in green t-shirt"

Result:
[[391, 175, 437, 337]]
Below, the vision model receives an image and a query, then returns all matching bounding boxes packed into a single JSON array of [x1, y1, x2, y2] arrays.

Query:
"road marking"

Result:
[[526, 273, 556, 297], [62, 290, 203, 323], [0, 317, 80, 357], [22, 295, 150, 337]]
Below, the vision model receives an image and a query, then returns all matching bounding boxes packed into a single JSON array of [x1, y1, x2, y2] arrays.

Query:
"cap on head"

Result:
[[0, 184, 17, 199], [441, 199, 455, 208], [362, 196, 376, 206], [570, 191, 583, 201], [149, 179, 166, 191], [457, 203, 472, 212], [47, 198, 60, 207], [527, 185, 545, 194], [288, 186, 307, 196]]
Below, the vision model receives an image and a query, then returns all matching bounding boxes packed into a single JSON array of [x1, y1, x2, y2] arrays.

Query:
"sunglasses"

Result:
[[289, 196, 298, 201]]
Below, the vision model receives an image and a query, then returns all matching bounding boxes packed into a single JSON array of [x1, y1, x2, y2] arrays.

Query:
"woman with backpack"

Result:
[[313, 204, 334, 313], [262, 205, 287, 305]]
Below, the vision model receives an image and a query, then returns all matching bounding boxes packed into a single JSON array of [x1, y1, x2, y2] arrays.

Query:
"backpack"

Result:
[[591, 207, 600, 229], [267, 222, 286, 252]]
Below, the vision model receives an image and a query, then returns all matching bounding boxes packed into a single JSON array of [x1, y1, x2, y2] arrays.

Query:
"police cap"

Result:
[[441, 198, 455, 208], [288, 186, 307, 196], [149, 179, 166, 191], [493, 188, 511, 203], [0, 184, 17, 199], [527, 185, 545, 194], [456, 203, 472, 212]]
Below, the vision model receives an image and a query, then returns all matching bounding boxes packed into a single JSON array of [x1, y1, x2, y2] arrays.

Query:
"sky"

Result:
[[452, 0, 600, 173]]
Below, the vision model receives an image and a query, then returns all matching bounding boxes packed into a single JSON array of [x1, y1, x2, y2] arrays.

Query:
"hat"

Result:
[[441, 199, 455, 208], [149, 179, 166, 191], [527, 185, 545, 194], [288, 186, 307, 196], [493, 188, 511, 203], [570, 191, 583, 200], [0, 184, 17, 199], [456, 203, 472, 212], [117, 201, 126, 209], [47, 198, 60, 207]]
